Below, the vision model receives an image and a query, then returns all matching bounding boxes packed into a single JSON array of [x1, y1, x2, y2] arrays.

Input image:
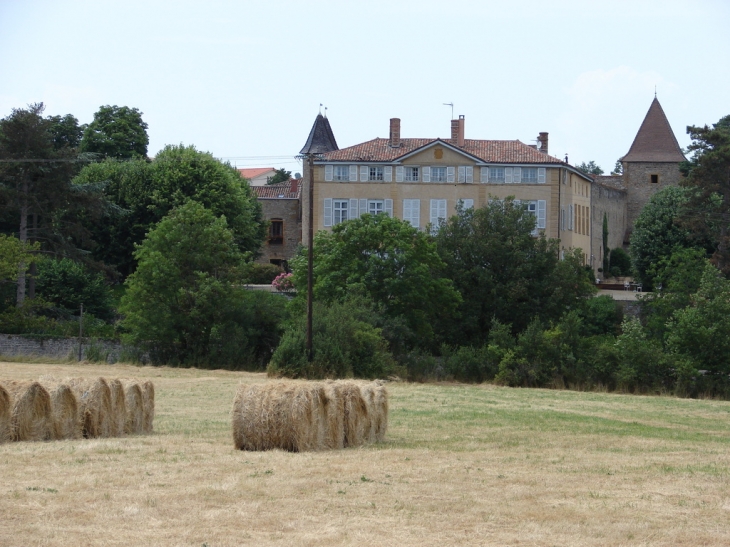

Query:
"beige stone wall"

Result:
[[590, 183, 627, 275], [255, 198, 302, 266], [624, 161, 682, 240], [557, 170, 592, 265]]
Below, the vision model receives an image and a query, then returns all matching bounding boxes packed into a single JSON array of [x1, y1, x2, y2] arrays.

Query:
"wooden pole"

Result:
[[306, 155, 314, 362], [78, 303, 83, 361]]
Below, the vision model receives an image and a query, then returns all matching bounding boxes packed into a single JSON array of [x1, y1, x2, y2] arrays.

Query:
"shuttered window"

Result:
[[430, 199, 447, 232], [458, 166, 473, 183], [403, 199, 420, 227]]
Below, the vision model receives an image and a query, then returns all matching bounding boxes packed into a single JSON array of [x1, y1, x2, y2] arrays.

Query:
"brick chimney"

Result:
[[451, 115, 465, 147], [290, 178, 298, 195], [389, 118, 401, 147], [537, 132, 548, 154]]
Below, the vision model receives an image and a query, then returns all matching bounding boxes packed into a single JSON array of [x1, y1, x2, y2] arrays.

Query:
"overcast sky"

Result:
[[1, 0, 728, 175]]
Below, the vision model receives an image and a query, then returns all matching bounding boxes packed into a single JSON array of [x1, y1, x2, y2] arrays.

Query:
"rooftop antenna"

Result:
[[654, 85, 657, 98], [443, 102, 454, 119]]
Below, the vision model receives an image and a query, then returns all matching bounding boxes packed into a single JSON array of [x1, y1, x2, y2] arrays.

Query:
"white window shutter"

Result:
[[384, 166, 392, 182], [349, 198, 358, 220], [422, 166, 431, 182], [360, 166, 368, 182], [458, 166, 465, 183], [384, 199, 393, 217], [403, 199, 412, 225], [505, 167, 513, 183], [447, 166, 455, 183], [411, 199, 421, 227], [325, 165, 333, 182], [538, 167, 546, 183], [481, 167, 489, 183], [513, 167, 522, 183], [569, 204, 574, 230], [430, 199, 439, 225], [359, 198, 367, 217], [466, 166, 473, 183], [324, 198, 333, 227], [461, 199, 474, 210], [439, 199, 447, 219], [349, 165, 358, 182], [537, 200, 546, 229], [396, 166, 404, 182]]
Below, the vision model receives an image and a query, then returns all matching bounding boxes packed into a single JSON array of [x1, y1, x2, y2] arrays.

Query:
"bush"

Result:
[[577, 296, 623, 336], [244, 263, 284, 284], [267, 298, 399, 379], [609, 247, 631, 277]]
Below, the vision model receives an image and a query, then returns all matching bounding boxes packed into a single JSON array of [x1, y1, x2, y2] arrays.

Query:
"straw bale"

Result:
[[120, 380, 144, 435], [233, 381, 336, 452], [334, 380, 369, 448], [38, 378, 81, 440], [0, 384, 11, 443], [360, 383, 379, 443], [107, 379, 127, 437], [140, 381, 155, 433], [372, 381, 389, 442], [321, 381, 344, 450], [64, 377, 113, 438], [3, 380, 53, 442]]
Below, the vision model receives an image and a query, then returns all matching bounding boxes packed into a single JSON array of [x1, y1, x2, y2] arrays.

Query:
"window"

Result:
[[489, 167, 505, 183], [403, 199, 420, 228], [404, 166, 419, 182], [522, 168, 538, 183], [369, 166, 384, 181], [650, 174, 659, 184], [333, 165, 349, 181], [269, 219, 283, 245], [333, 199, 349, 225], [457, 166, 474, 183], [458, 199, 474, 211], [430, 199, 447, 232], [431, 167, 447, 182], [524, 200, 547, 234], [368, 200, 384, 215]]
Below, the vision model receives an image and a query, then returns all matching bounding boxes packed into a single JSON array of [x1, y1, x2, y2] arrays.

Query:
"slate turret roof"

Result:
[[300, 114, 339, 155], [622, 98, 685, 163]]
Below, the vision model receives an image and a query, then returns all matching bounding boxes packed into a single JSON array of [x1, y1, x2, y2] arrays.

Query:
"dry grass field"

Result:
[[1, 360, 729, 547]]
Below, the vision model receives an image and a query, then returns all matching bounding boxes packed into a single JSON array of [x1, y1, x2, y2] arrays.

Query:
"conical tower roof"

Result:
[[300, 114, 338, 155], [622, 97, 685, 162]]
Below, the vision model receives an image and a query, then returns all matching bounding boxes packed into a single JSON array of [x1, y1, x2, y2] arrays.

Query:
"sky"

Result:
[[1, 0, 728, 175]]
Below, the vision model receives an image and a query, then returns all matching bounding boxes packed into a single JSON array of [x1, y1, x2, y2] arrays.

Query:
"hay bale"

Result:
[[3, 380, 53, 442], [107, 379, 127, 437], [64, 377, 113, 438], [120, 380, 144, 435], [360, 383, 378, 444], [335, 381, 369, 448], [232, 381, 334, 452], [38, 377, 81, 440], [372, 381, 389, 443], [321, 381, 344, 450], [0, 384, 11, 443], [140, 381, 155, 434]]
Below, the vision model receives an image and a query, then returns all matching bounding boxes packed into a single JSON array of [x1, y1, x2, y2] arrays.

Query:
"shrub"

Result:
[[609, 247, 631, 277], [244, 263, 284, 284]]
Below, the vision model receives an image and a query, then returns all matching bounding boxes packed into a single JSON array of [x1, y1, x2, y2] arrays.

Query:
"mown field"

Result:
[[1, 360, 729, 546]]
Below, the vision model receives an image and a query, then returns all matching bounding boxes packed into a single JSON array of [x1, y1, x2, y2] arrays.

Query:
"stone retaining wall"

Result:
[[0, 334, 125, 363]]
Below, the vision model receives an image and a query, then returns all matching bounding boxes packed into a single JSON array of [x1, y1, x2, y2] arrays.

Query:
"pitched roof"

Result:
[[239, 167, 275, 179], [252, 180, 301, 199], [300, 114, 339, 155], [622, 98, 685, 163], [320, 138, 565, 164]]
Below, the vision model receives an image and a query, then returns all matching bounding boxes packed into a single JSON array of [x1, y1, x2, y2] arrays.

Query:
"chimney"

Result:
[[389, 118, 401, 147], [537, 132, 548, 154], [451, 115, 465, 147], [290, 178, 298, 194]]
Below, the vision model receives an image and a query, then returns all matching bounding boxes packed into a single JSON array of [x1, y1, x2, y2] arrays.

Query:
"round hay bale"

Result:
[[38, 378, 81, 440], [3, 380, 53, 442], [64, 377, 113, 438], [322, 381, 344, 450], [232, 383, 276, 451], [107, 379, 127, 437], [360, 383, 378, 444], [140, 381, 155, 434], [334, 380, 369, 448], [0, 384, 11, 444], [373, 381, 389, 443], [120, 380, 144, 435]]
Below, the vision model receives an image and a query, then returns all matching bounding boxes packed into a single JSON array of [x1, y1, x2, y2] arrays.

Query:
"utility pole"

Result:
[[78, 303, 84, 361]]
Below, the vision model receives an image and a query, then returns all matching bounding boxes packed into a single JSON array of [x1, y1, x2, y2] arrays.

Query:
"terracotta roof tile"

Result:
[[320, 138, 565, 164], [622, 98, 686, 163], [239, 167, 274, 179], [252, 180, 301, 199]]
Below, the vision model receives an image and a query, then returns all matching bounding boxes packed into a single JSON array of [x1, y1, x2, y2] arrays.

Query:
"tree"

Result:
[[0, 103, 106, 304], [610, 160, 623, 175], [73, 144, 266, 277], [291, 213, 460, 350], [434, 198, 595, 345], [121, 201, 282, 367], [267, 168, 291, 185], [629, 185, 700, 288], [47, 114, 85, 150], [576, 161, 604, 176], [679, 115, 730, 274], [80, 105, 149, 159]]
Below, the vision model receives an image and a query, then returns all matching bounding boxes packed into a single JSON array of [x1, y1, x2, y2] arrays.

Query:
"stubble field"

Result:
[[1, 360, 729, 546]]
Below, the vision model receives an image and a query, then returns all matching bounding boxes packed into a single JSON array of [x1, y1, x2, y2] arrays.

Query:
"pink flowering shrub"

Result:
[[271, 272, 295, 292]]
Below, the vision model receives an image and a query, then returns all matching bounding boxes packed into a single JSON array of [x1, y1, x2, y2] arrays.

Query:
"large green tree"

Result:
[[73, 144, 266, 277], [121, 201, 283, 367], [434, 198, 595, 344], [576, 161, 604, 176], [266, 168, 291, 185], [679, 115, 730, 274], [292, 213, 460, 351], [80, 105, 149, 159], [629, 185, 699, 288]]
